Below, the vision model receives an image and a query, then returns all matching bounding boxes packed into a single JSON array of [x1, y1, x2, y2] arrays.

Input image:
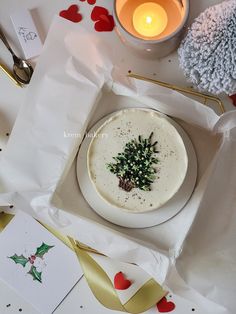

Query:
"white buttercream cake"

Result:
[[87, 108, 188, 213]]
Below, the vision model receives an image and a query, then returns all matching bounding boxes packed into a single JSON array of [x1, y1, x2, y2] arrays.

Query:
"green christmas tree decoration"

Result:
[[35, 242, 54, 259], [28, 265, 42, 283], [9, 254, 29, 267], [107, 132, 159, 192]]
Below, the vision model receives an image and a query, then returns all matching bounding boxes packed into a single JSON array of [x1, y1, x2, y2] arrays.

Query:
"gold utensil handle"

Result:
[[0, 64, 21, 87], [128, 73, 225, 114]]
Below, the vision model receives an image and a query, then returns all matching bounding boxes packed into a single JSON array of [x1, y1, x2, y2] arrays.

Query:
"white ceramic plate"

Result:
[[76, 110, 197, 228]]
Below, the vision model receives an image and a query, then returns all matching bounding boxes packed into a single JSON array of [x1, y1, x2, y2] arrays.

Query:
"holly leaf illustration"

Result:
[[9, 254, 29, 267], [28, 265, 42, 283], [35, 242, 54, 258]]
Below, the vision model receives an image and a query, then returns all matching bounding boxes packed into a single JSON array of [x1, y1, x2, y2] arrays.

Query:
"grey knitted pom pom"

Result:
[[178, 0, 236, 95]]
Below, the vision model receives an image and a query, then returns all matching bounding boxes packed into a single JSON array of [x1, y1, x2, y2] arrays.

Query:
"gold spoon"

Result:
[[0, 26, 33, 85]]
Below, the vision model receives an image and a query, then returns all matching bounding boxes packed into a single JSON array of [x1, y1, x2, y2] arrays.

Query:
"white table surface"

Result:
[[0, 0, 234, 313]]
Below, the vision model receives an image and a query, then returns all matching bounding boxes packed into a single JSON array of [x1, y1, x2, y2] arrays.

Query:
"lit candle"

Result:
[[132, 2, 168, 38], [114, 0, 189, 58]]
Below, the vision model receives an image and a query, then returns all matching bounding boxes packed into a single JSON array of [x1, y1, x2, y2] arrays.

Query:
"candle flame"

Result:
[[133, 3, 168, 37], [146, 16, 153, 24]]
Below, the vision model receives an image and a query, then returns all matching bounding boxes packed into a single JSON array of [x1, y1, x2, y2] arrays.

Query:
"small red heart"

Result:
[[91, 6, 115, 32], [94, 15, 114, 32], [114, 272, 132, 290], [229, 94, 236, 107], [59, 5, 82, 23], [91, 6, 109, 21], [80, 0, 96, 4], [156, 297, 176, 313]]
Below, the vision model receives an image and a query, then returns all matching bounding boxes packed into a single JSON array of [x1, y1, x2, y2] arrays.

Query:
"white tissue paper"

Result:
[[0, 17, 235, 313]]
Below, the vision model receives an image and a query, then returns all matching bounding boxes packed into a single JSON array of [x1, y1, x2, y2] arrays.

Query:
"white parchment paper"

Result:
[[0, 17, 235, 313]]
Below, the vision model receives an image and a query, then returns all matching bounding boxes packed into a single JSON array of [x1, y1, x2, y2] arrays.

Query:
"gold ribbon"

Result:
[[0, 212, 166, 313]]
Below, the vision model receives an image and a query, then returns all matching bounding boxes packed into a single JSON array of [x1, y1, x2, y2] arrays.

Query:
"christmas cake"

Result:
[[87, 108, 188, 213]]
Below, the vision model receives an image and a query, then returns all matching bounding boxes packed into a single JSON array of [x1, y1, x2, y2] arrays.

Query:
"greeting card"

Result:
[[0, 211, 83, 314]]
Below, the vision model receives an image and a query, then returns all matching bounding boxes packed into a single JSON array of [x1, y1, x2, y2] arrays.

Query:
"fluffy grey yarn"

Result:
[[178, 0, 236, 95]]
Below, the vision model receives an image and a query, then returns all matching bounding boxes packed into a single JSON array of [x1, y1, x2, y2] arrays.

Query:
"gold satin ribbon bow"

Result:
[[0, 212, 166, 313]]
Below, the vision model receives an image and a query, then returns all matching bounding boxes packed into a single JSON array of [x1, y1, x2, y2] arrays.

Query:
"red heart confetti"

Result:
[[156, 297, 176, 313], [229, 94, 236, 107], [91, 6, 109, 21], [91, 6, 115, 32], [59, 4, 82, 23], [114, 272, 132, 290], [80, 0, 96, 4], [94, 15, 114, 32]]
